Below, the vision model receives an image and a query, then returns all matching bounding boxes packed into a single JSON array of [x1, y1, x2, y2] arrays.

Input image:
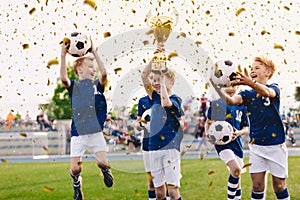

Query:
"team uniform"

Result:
[[207, 98, 249, 200], [148, 90, 184, 188], [137, 96, 152, 172], [239, 83, 288, 178], [68, 79, 108, 156]]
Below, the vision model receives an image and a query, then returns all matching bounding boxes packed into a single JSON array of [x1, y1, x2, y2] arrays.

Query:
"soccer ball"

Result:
[[207, 121, 234, 145], [141, 109, 151, 124], [211, 60, 237, 87], [67, 32, 91, 57]]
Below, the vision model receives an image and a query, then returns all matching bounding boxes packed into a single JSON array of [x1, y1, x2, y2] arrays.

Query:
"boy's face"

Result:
[[78, 59, 96, 80], [152, 74, 161, 92], [250, 61, 271, 82], [223, 85, 237, 97]]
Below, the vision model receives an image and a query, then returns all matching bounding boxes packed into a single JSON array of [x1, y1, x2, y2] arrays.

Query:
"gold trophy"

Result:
[[146, 9, 178, 74]]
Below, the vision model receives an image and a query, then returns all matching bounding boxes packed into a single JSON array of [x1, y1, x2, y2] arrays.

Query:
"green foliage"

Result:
[[47, 63, 76, 119], [295, 86, 300, 101]]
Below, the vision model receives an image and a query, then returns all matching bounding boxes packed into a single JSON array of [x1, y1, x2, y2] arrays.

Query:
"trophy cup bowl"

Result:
[[146, 10, 178, 74]]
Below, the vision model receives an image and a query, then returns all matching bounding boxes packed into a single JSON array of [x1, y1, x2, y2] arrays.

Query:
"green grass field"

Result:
[[1, 157, 300, 200]]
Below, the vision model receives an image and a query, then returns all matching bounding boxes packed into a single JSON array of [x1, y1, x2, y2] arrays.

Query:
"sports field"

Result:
[[1, 156, 300, 200]]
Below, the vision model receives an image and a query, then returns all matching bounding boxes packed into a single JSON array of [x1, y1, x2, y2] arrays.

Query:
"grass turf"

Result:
[[1, 156, 300, 200]]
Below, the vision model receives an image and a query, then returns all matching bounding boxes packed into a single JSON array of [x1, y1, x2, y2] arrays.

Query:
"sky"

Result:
[[0, 0, 300, 119]]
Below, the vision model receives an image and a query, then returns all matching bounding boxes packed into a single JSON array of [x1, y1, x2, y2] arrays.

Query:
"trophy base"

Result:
[[151, 68, 168, 74]]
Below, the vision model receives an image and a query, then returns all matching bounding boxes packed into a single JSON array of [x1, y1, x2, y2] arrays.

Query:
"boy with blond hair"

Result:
[[211, 56, 290, 200]]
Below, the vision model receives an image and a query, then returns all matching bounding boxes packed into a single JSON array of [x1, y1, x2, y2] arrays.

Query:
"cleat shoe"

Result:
[[102, 169, 114, 187], [73, 176, 84, 200]]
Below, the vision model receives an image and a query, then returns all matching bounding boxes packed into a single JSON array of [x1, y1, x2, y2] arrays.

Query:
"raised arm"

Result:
[[141, 60, 154, 99], [90, 38, 107, 85], [160, 74, 173, 107], [60, 43, 71, 88]]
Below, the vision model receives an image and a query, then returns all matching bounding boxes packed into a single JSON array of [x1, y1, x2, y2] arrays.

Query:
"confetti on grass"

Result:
[[43, 186, 54, 192]]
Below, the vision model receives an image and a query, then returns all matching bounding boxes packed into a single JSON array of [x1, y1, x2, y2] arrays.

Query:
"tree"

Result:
[[46, 63, 76, 119], [295, 86, 300, 101]]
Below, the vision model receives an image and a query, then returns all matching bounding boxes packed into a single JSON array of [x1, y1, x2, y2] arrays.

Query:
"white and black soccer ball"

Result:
[[211, 60, 237, 87], [67, 32, 91, 57], [141, 109, 151, 124], [207, 121, 234, 145]]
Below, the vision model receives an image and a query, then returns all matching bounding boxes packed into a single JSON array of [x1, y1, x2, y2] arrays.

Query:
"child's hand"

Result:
[[89, 36, 95, 53], [232, 72, 253, 86], [61, 42, 69, 57]]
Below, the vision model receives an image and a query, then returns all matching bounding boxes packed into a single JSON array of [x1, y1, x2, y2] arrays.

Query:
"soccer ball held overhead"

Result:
[[67, 32, 91, 57]]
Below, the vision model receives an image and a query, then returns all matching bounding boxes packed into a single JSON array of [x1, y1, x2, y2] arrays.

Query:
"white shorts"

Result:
[[219, 149, 246, 173], [143, 150, 151, 172], [249, 143, 288, 178], [149, 149, 182, 188], [70, 132, 107, 157]]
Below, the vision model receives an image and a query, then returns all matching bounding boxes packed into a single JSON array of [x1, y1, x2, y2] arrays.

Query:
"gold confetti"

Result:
[[43, 146, 50, 152], [19, 132, 27, 137], [179, 32, 186, 37], [272, 132, 277, 137], [77, 161, 83, 166], [235, 7, 245, 16], [103, 32, 111, 38], [84, 0, 97, 10], [242, 163, 252, 168], [181, 151, 186, 156], [47, 59, 59, 67], [1, 159, 8, 163], [237, 65, 242, 73], [168, 51, 178, 60], [261, 30, 267, 35], [195, 41, 202, 45], [295, 31, 300, 35], [274, 44, 284, 51], [160, 134, 165, 140], [145, 29, 154, 35], [208, 171, 214, 175], [208, 181, 213, 190], [114, 67, 122, 74], [185, 144, 192, 149], [243, 68, 249, 77], [143, 40, 149, 45], [135, 189, 140, 196], [47, 79, 51, 86], [146, 172, 153, 180], [229, 32, 235, 36], [29, 8, 36, 15], [43, 186, 54, 192], [132, 9, 136, 14], [249, 138, 255, 144], [22, 44, 29, 49], [225, 113, 232, 119]]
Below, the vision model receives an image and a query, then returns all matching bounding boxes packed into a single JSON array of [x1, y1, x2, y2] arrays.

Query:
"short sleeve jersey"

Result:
[[239, 83, 285, 145], [67, 79, 107, 137], [149, 90, 184, 151], [207, 99, 249, 158]]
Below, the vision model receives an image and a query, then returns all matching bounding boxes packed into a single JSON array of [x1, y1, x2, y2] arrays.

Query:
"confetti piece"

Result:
[[179, 32, 186, 37], [143, 40, 149, 45], [47, 59, 59, 67], [181, 151, 186, 156], [77, 161, 83, 166], [168, 51, 178, 60], [22, 44, 29, 49], [29, 8, 36, 15], [249, 138, 255, 144], [43, 186, 54, 192], [185, 144, 192, 149], [160, 134, 165, 140], [229, 32, 235, 36], [47, 78, 51, 86], [114, 67, 122, 74], [274, 44, 284, 51], [208, 181, 213, 190], [19, 132, 27, 137], [146, 172, 153, 180], [195, 41, 202, 45], [235, 7, 245, 16], [84, 0, 97, 10], [208, 171, 214, 175], [242, 163, 252, 168], [295, 31, 300, 35], [237, 65, 242, 73], [135, 189, 140, 196], [272, 132, 277, 137], [243, 68, 249, 77], [43, 146, 50, 152], [200, 152, 204, 160], [145, 29, 154, 35], [1, 159, 8, 163], [103, 32, 111, 38]]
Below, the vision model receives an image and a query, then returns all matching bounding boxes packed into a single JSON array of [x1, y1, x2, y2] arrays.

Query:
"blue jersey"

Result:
[[149, 91, 184, 151], [67, 79, 107, 137], [239, 83, 285, 145], [137, 95, 152, 151], [207, 99, 249, 158]]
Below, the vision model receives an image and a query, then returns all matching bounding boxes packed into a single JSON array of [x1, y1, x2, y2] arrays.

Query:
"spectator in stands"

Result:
[[36, 112, 45, 131], [195, 120, 208, 151], [15, 111, 24, 128], [200, 93, 209, 116], [287, 128, 296, 147], [6, 110, 15, 129], [24, 111, 33, 128]]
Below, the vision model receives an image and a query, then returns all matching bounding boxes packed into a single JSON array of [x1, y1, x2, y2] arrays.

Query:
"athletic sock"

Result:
[[251, 191, 264, 200], [228, 174, 239, 199], [275, 188, 290, 200], [148, 190, 156, 200], [234, 188, 242, 200]]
